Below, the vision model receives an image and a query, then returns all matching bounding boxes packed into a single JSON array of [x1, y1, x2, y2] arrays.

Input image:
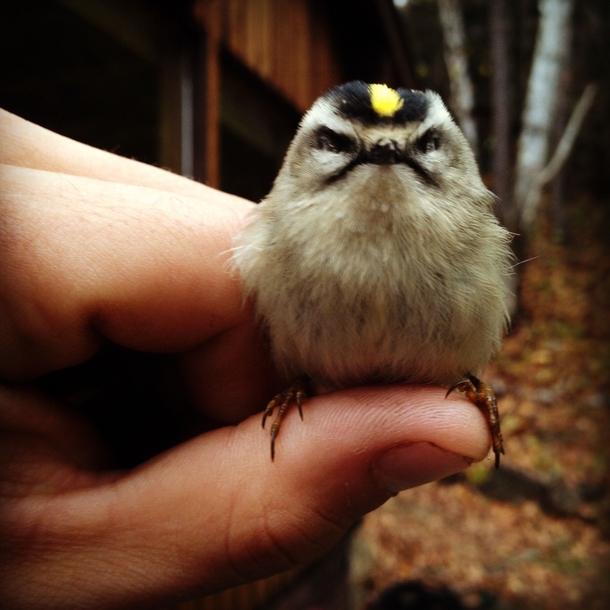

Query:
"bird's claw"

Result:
[[262, 376, 309, 460], [447, 374, 504, 468]]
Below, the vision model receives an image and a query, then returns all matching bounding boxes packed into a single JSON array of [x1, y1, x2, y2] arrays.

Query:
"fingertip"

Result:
[[371, 442, 472, 494], [295, 385, 492, 465], [44, 385, 491, 603], [231, 384, 491, 522]]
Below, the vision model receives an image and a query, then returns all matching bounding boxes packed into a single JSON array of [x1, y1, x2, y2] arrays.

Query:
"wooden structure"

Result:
[[192, 0, 342, 189], [0, 1, 413, 608], [189, 0, 414, 194], [1, 0, 413, 203]]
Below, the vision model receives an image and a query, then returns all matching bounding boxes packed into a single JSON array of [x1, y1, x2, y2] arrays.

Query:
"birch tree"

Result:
[[435, 0, 592, 244], [437, 0, 478, 156], [513, 0, 574, 234]]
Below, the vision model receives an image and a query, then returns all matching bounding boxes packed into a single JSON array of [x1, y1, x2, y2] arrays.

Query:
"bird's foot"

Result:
[[446, 374, 504, 468], [262, 375, 310, 460]]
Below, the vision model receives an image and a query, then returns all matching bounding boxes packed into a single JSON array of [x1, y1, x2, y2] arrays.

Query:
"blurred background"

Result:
[[1, 0, 608, 608]]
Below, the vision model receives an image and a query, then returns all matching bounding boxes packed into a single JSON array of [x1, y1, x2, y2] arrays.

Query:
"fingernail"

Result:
[[373, 442, 472, 494]]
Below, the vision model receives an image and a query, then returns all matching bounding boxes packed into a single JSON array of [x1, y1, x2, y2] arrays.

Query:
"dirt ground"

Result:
[[350, 196, 610, 610]]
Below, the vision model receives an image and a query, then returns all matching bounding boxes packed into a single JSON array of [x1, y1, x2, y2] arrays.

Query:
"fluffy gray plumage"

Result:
[[232, 83, 512, 394]]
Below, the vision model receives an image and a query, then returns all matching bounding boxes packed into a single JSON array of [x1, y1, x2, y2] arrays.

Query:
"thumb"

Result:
[[5, 385, 489, 608]]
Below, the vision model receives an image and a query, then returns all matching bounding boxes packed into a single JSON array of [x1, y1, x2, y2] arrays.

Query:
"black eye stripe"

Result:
[[323, 151, 439, 189], [325, 152, 365, 184], [416, 129, 441, 153], [313, 125, 441, 188], [403, 158, 440, 188], [315, 127, 356, 154]]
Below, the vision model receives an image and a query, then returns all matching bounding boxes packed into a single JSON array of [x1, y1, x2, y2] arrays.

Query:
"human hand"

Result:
[[0, 110, 490, 609]]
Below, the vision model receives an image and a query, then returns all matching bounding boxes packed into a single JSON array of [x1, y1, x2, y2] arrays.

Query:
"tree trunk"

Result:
[[489, 0, 512, 228], [437, 0, 478, 156], [551, 62, 571, 243], [513, 0, 574, 236]]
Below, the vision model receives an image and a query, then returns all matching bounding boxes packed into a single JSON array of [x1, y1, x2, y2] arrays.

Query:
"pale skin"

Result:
[[0, 109, 491, 609]]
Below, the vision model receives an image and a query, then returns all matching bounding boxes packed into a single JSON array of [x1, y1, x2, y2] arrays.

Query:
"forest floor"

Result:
[[350, 195, 610, 610]]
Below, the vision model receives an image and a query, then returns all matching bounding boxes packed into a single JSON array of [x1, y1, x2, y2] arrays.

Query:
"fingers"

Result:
[[180, 321, 281, 425], [1, 385, 489, 608], [0, 108, 217, 199], [0, 386, 114, 497], [0, 165, 253, 380]]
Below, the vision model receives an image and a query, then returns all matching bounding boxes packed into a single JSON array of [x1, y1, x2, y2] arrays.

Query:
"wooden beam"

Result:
[[194, 0, 221, 188]]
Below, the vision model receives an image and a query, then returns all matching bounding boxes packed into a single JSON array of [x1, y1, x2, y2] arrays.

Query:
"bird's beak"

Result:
[[368, 140, 401, 165]]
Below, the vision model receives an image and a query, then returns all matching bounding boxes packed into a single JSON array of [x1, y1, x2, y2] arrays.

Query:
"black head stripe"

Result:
[[323, 81, 429, 125], [395, 87, 429, 122]]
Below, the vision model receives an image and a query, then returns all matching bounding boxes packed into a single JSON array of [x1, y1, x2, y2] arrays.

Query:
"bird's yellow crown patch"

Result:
[[369, 84, 404, 117]]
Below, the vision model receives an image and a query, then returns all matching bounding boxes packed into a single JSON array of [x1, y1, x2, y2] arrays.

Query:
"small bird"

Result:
[[232, 82, 512, 467]]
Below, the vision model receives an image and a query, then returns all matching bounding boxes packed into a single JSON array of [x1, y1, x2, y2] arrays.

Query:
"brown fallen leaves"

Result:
[[351, 196, 610, 609]]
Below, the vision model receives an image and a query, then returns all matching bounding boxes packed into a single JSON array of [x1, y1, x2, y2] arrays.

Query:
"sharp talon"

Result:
[[449, 374, 504, 468], [262, 395, 281, 430], [262, 406, 273, 429], [270, 428, 277, 461], [261, 376, 311, 460], [445, 379, 472, 399]]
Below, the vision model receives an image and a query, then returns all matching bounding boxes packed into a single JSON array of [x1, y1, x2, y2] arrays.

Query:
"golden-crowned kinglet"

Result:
[[232, 82, 512, 467]]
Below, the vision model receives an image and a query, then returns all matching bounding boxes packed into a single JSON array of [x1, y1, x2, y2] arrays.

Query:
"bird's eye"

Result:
[[315, 128, 353, 154], [416, 129, 441, 154]]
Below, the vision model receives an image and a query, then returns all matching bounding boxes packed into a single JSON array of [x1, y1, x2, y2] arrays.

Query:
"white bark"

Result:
[[522, 83, 597, 221], [541, 83, 597, 185], [437, 0, 478, 156], [514, 0, 575, 233]]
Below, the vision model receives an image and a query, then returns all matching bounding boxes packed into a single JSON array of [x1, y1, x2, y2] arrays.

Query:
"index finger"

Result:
[[0, 164, 253, 380], [0, 108, 216, 199]]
